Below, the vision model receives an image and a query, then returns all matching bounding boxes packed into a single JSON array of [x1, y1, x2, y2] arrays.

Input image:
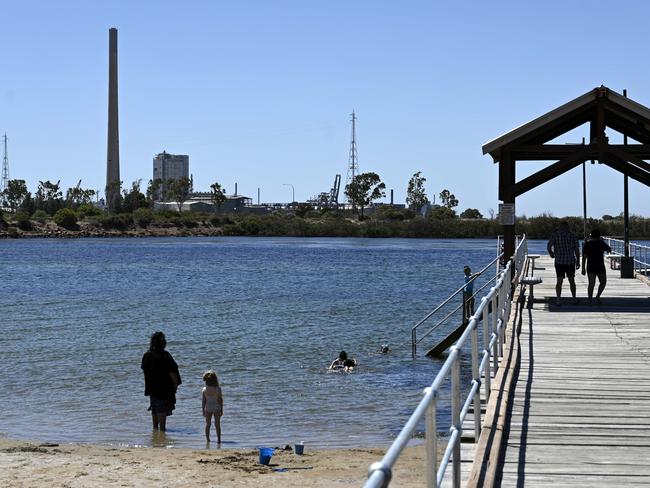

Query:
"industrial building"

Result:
[[153, 151, 189, 199]]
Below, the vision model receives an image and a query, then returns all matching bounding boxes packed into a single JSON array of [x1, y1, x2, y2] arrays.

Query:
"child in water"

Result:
[[329, 351, 357, 371], [202, 370, 223, 443]]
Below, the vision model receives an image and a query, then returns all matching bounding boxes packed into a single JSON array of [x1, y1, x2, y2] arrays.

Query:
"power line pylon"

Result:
[[1, 133, 9, 192], [346, 111, 359, 197]]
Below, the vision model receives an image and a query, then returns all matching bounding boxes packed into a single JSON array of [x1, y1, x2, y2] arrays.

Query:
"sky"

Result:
[[1, 0, 649, 217]]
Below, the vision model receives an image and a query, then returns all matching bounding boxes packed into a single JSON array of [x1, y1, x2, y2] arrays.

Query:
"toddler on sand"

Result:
[[202, 370, 223, 443]]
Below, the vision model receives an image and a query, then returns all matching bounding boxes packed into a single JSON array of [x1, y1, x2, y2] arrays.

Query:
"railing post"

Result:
[[482, 299, 491, 398], [491, 294, 498, 373], [412, 328, 417, 359], [451, 349, 461, 488], [498, 284, 504, 357], [471, 321, 481, 441], [425, 388, 438, 488]]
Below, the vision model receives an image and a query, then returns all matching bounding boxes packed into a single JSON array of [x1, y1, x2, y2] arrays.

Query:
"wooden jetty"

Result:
[[470, 255, 650, 487]]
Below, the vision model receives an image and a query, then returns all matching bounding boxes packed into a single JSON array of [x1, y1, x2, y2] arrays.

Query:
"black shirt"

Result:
[[141, 350, 181, 402], [582, 239, 612, 274]]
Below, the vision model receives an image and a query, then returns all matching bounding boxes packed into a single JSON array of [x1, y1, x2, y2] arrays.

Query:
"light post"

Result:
[[283, 183, 295, 204]]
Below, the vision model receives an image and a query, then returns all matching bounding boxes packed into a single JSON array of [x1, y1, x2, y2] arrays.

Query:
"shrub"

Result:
[[294, 203, 313, 218], [181, 214, 199, 228], [240, 216, 261, 235], [77, 204, 102, 218], [53, 208, 78, 230], [14, 211, 33, 231], [428, 206, 457, 220], [133, 208, 154, 228], [374, 205, 414, 221], [99, 213, 133, 230], [31, 209, 49, 223]]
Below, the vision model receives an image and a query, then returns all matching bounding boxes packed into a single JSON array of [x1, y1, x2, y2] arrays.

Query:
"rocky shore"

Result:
[[0, 221, 224, 239]]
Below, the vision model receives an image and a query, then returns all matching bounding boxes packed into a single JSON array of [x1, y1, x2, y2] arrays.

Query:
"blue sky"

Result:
[[1, 0, 648, 217]]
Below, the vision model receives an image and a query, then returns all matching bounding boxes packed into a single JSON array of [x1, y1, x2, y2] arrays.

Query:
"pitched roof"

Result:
[[482, 86, 650, 157]]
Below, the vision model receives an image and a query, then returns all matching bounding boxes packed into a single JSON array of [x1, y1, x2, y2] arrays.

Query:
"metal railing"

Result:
[[410, 256, 502, 358], [364, 236, 528, 488], [604, 237, 650, 275]]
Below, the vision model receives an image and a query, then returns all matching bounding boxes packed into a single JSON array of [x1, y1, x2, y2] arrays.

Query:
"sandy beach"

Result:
[[0, 437, 426, 487]]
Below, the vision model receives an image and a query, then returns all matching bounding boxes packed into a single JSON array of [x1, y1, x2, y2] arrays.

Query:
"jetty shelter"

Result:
[[483, 86, 650, 261]]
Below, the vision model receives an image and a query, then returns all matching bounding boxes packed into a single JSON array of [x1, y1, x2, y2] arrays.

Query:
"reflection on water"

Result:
[[1, 237, 541, 448]]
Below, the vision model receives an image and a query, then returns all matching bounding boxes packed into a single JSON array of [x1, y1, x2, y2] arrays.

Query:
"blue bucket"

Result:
[[258, 447, 274, 465], [294, 443, 304, 455]]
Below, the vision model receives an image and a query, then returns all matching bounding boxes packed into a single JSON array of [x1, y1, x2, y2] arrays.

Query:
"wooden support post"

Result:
[[499, 153, 516, 260]]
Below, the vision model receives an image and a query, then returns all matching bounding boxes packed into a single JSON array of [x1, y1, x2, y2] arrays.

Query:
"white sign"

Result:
[[499, 203, 515, 225]]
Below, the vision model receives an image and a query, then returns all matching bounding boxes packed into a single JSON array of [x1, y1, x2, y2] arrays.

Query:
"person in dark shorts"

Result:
[[581, 229, 612, 304], [547, 221, 580, 305], [141, 331, 182, 431]]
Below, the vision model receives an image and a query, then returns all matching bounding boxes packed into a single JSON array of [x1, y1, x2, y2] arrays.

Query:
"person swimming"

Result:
[[329, 350, 357, 370]]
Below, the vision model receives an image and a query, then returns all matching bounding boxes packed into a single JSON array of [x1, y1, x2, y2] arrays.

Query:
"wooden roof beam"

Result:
[[513, 147, 589, 197], [510, 144, 650, 160], [608, 146, 650, 174], [603, 152, 650, 187]]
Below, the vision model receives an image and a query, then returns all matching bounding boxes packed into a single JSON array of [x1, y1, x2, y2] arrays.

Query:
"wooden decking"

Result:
[[498, 255, 650, 486]]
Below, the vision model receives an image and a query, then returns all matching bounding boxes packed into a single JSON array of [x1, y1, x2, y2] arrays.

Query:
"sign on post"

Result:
[[499, 203, 515, 225]]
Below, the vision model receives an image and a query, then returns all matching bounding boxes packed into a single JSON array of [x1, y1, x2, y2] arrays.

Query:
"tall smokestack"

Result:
[[106, 27, 120, 211]]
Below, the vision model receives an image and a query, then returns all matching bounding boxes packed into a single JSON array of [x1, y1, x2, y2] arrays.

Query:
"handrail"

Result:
[[604, 237, 650, 275], [364, 236, 528, 488], [411, 254, 503, 357]]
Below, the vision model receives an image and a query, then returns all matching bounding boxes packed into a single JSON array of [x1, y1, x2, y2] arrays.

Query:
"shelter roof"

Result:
[[482, 86, 650, 159]]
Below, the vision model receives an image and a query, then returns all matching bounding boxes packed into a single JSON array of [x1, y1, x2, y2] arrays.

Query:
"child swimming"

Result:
[[329, 350, 357, 371], [202, 370, 223, 443]]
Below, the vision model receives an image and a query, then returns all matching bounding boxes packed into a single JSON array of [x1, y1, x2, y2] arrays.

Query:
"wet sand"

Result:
[[0, 437, 426, 487]]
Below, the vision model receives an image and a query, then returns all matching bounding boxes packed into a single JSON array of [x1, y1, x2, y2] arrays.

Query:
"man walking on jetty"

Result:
[[547, 221, 580, 306]]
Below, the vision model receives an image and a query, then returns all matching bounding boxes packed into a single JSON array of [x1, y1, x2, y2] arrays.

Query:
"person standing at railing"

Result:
[[547, 221, 580, 306], [463, 266, 478, 319], [581, 229, 612, 304]]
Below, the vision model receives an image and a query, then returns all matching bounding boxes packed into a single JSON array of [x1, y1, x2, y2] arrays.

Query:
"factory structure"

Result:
[[103, 28, 387, 215]]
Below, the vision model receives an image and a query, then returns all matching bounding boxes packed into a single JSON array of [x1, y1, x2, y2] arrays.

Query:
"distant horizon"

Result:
[[1, 1, 648, 217]]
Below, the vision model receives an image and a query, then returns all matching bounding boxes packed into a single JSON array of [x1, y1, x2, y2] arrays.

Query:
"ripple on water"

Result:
[[0, 237, 533, 447]]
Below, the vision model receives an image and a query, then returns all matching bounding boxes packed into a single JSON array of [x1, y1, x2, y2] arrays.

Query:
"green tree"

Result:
[[35, 180, 64, 214], [345, 172, 386, 220], [406, 171, 429, 213], [209, 182, 227, 212], [2, 179, 29, 213], [439, 189, 459, 209], [460, 208, 483, 219], [122, 180, 147, 213], [146, 178, 163, 207], [168, 177, 193, 213], [65, 185, 96, 209], [429, 205, 457, 220]]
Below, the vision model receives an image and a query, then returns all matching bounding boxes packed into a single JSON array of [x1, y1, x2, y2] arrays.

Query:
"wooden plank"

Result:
[[492, 255, 650, 486]]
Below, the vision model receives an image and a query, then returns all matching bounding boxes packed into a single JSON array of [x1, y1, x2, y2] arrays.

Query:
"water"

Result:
[[0, 237, 546, 448]]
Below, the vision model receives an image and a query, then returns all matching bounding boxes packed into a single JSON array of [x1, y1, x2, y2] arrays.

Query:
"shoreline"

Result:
[[0, 436, 427, 487]]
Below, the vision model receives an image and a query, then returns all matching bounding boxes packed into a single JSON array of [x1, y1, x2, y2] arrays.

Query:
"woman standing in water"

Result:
[[141, 331, 182, 431]]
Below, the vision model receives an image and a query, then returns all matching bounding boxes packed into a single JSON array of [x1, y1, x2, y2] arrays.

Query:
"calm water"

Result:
[[0, 237, 546, 449]]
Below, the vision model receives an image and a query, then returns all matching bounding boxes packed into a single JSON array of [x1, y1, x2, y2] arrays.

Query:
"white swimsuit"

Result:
[[203, 386, 222, 415]]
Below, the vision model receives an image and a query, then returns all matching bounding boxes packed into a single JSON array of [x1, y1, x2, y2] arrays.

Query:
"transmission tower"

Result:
[[346, 111, 359, 194], [1, 133, 9, 192]]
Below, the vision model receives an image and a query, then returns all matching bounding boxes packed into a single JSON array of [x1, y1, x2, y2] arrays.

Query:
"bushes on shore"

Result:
[[53, 208, 78, 230], [2, 205, 649, 239]]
